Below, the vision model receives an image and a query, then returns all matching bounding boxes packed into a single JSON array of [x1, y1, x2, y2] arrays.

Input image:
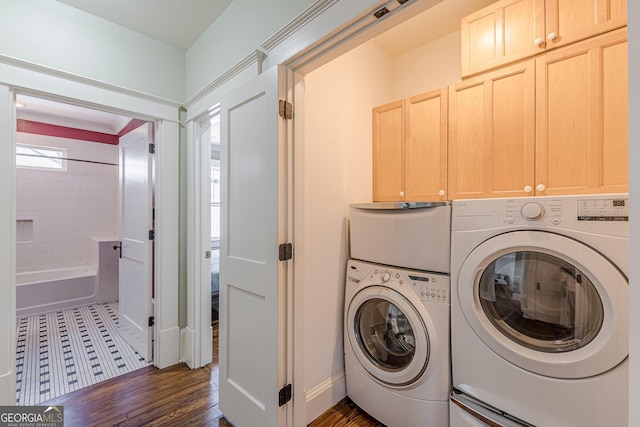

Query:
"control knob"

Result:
[[521, 202, 545, 220], [381, 271, 391, 282]]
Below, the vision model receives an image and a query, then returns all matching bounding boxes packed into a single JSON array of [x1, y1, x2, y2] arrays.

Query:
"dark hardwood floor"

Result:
[[40, 322, 380, 426], [308, 398, 385, 427], [41, 322, 230, 427]]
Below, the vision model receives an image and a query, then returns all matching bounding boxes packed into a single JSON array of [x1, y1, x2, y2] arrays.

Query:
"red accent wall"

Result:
[[17, 119, 118, 144], [17, 119, 150, 144]]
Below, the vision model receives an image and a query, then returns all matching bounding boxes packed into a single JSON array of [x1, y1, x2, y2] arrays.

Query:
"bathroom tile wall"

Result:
[[16, 132, 119, 273]]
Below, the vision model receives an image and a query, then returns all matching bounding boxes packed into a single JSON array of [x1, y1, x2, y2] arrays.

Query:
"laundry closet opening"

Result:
[[14, 94, 154, 405]]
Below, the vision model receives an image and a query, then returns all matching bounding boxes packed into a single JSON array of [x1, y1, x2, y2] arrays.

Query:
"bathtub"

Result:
[[16, 265, 98, 317]]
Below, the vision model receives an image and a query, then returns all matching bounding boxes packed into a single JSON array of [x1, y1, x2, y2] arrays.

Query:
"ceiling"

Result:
[[25, 0, 495, 130], [55, 0, 234, 50], [16, 94, 132, 134], [372, 0, 495, 57]]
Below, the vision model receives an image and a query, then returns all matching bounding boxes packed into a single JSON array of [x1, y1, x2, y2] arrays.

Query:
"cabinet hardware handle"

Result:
[[547, 32, 557, 41], [524, 185, 532, 193], [536, 184, 546, 192], [438, 190, 445, 196], [534, 37, 544, 46], [399, 191, 405, 197]]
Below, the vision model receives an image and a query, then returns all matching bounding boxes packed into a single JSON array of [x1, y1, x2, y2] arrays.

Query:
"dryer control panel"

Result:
[[452, 194, 628, 237]]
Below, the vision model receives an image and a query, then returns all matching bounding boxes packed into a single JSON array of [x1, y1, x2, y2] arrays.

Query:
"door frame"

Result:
[[185, 1, 454, 424], [0, 59, 181, 404], [184, 108, 216, 369]]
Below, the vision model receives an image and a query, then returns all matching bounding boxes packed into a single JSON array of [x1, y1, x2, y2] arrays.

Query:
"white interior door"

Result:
[[219, 65, 291, 427], [118, 123, 154, 361]]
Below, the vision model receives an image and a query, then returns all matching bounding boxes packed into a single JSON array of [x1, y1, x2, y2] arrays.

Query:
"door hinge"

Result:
[[149, 229, 155, 240], [278, 384, 292, 406], [278, 100, 293, 120], [149, 143, 155, 154], [148, 316, 155, 327], [278, 243, 293, 261]]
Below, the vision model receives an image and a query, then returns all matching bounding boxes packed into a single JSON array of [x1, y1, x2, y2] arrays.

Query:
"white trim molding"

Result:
[[260, 0, 339, 52], [305, 373, 347, 424], [183, 50, 266, 117], [0, 84, 16, 405], [0, 54, 182, 112]]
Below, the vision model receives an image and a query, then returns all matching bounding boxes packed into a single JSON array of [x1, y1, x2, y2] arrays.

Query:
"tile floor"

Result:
[[16, 302, 150, 406]]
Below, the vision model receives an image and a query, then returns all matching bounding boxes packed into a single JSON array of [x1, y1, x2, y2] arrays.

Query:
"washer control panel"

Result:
[[408, 273, 449, 303], [347, 260, 450, 305]]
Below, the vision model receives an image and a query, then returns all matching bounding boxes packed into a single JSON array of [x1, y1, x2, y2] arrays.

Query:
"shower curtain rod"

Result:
[[18, 153, 118, 167]]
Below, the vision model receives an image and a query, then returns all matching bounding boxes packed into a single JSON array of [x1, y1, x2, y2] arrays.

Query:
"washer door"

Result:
[[458, 231, 628, 379], [346, 285, 430, 386]]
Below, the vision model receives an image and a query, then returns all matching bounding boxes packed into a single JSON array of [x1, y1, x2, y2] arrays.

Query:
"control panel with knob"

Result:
[[521, 202, 545, 220]]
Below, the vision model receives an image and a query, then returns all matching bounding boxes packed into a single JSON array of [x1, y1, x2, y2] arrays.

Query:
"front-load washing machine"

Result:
[[344, 259, 450, 427], [450, 194, 629, 427]]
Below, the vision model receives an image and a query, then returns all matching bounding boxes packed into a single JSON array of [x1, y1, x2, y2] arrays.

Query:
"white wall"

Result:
[[185, 0, 316, 98], [392, 30, 462, 99], [0, 0, 185, 101], [15, 133, 118, 273], [301, 40, 393, 421]]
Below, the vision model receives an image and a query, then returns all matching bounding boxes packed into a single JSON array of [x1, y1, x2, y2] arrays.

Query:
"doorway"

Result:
[[210, 113, 221, 324], [14, 94, 154, 405]]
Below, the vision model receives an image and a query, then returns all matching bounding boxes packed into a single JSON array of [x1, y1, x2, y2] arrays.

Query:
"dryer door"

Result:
[[346, 285, 430, 386], [458, 231, 628, 379]]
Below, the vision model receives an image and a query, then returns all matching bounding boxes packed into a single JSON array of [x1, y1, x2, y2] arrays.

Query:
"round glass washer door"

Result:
[[458, 231, 628, 379], [346, 285, 430, 386]]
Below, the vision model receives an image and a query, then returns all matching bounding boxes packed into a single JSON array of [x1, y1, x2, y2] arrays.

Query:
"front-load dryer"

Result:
[[450, 194, 629, 427], [344, 259, 450, 427]]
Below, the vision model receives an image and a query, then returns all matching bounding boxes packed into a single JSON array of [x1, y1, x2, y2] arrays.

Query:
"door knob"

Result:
[[399, 191, 405, 197], [438, 189, 445, 196], [536, 184, 546, 192], [534, 37, 544, 46], [547, 32, 557, 41], [524, 185, 532, 193]]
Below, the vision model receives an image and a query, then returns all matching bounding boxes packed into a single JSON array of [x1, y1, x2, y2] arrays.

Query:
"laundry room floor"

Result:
[[308, 398, 385, 426]]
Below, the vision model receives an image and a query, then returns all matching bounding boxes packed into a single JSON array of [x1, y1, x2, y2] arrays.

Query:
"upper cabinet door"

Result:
[[461, 0, 626, 77], [461, 0, 545, 77], [545, 0, 627, 50], [373, 100, 405, 202], [449, 60, 536, 199], [405, 88, 448, 201], [535, 28, 628, 196]]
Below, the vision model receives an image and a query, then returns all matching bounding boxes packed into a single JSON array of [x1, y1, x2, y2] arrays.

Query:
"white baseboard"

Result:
[[0, 371, 14, 405], [156, 326, 181, 369], [180, 327, 195, 367], [305, 372, 347, 424]]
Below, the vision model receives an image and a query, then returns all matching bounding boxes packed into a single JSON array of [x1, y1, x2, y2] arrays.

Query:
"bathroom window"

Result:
[[16, 144, 67, 171]]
